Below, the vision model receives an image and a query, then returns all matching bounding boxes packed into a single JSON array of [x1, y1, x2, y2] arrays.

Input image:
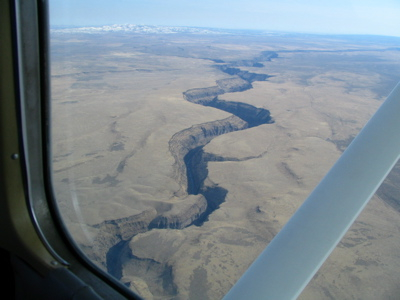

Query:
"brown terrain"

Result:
[[50, 30, 400, 299]]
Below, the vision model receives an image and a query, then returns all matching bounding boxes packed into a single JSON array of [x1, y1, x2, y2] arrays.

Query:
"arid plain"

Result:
[[51, 29, 400, 299]]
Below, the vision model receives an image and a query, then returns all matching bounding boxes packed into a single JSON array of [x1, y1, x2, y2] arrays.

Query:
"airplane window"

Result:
[[49, 0, 400, 298]]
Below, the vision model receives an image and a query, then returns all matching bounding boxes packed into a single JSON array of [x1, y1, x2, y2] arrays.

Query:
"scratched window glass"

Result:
[[49, 1, 400, 298]]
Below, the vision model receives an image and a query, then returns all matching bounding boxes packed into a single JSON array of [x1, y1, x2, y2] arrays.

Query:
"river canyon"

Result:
[[102, 55, 275, 286], [50, 30, 400, 299]]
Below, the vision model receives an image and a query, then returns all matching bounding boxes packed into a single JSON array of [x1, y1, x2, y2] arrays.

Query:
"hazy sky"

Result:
[[50, 0, 400, 37]]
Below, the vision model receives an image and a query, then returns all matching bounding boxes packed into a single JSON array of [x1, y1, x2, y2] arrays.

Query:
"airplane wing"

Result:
[[224, 82, 400, 300]]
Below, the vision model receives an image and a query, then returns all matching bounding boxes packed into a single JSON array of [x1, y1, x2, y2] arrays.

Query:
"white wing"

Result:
[[224, 82, 400, 300]]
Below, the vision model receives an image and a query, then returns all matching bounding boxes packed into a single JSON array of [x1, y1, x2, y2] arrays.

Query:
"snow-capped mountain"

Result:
[[51, 24, 234, 35]]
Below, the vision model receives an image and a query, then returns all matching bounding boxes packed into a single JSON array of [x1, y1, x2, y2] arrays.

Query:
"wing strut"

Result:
[[224, 82, 400, 300]]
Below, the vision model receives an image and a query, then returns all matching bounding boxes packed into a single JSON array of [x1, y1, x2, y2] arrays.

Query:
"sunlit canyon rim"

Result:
[[101, 52, 277, 283]]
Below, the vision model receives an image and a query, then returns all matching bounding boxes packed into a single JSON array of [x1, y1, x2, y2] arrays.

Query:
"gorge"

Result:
[[99, 53, 277, 293], [51, 30, 400, 300]]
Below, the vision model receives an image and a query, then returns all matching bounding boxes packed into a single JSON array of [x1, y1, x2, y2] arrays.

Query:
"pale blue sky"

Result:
[[50, 0, 400, 36]]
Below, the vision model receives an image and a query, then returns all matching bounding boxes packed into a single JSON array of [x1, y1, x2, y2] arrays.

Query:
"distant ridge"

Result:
[[50, 24, 276, 35]]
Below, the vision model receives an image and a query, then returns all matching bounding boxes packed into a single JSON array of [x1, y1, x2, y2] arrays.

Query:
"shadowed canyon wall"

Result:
[[92, 52, 278, 295]]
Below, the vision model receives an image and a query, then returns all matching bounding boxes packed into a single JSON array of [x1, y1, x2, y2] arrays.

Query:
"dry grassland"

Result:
[[51, 32, 400, 299]]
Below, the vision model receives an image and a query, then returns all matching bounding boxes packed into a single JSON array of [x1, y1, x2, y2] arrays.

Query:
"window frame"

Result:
[[0, 0, 141, 298], [3, 0, 399, 299]]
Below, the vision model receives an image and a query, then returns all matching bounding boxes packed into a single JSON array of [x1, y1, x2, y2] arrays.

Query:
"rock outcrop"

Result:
[[183, 86, 224, 103], [203, 98, 272, 127], [216, 77, 253, 93], [89, 209, 157, 265], [169, 116, 248, 195], [149, 195, 207, 229], [216, 65, 271, 82]]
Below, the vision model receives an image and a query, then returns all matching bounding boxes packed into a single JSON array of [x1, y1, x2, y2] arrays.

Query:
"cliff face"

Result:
[[167, 63, 274, 230], [183, 86, 224, 103], [170, 57, 274, 210], [87, 114, 250, 267], [216, 65, 271, 82], [88, 194, 209, 266], [204, 98, 272, 127], [216, 77, 253, 93], [149, 195, 207, 229], [89, 209, 158, 265], [169, 116, 248, 195], [183, 78, 253, 104]]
